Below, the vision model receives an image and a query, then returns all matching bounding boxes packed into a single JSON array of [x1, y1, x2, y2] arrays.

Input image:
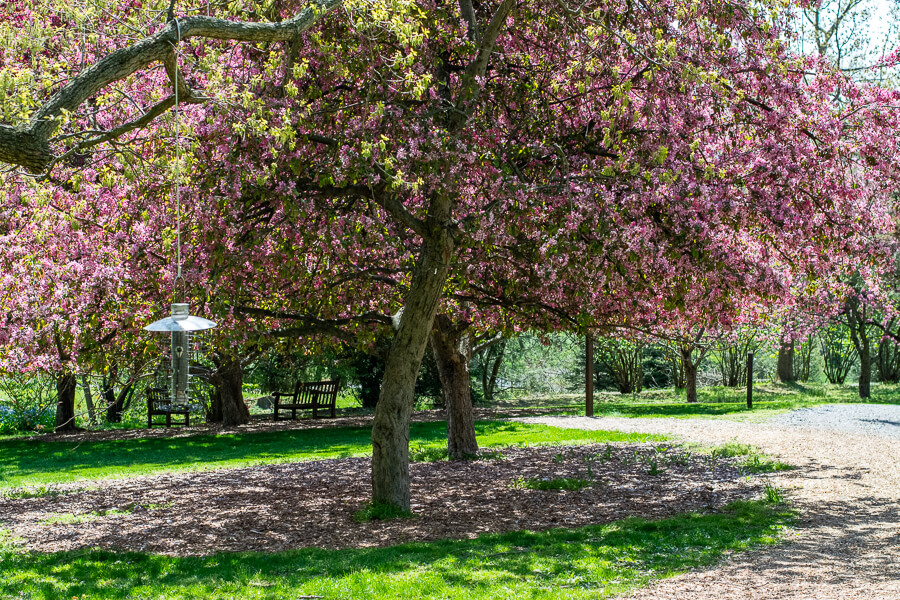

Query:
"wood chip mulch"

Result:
[[20, 408, 575, 444], [0, 443, 760, 557]]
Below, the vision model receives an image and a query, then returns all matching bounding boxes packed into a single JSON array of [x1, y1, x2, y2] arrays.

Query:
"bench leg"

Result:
[[166, 413, 171, 428], [292, 408, 297, 420], [331, 405, 336, 418], [185, 414, 190, 427], [313, 405, 318, 419]]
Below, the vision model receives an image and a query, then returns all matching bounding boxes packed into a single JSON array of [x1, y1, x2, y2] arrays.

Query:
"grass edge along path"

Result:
[[0, 499, 792, 600], [0, 421, 665, 490]]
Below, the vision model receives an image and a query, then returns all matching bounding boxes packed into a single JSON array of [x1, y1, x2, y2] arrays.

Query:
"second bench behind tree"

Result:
[[273, 379, 340, 420]]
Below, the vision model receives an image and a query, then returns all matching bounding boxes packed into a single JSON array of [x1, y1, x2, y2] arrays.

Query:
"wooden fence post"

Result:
[[586, 335, 594, 417], [746, 351, 754, 409]]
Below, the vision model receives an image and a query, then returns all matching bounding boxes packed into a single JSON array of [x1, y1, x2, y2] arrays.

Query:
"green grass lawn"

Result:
[[0, 421, 664, 490], [491, 382, 900, 422], [0, 500, 791, 600]]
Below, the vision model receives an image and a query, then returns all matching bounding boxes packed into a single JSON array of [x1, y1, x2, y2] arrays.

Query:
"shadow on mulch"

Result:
[[0, 443, 763, 556]]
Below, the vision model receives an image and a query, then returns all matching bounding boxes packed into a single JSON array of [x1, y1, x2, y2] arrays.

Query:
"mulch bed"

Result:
[[20, 408, 574, 444], [1, 443, 761, 556]]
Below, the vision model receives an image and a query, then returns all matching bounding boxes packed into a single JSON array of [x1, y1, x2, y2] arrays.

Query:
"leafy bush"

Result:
[[0, 375, 56, 434], [0, 404, 55, 435]]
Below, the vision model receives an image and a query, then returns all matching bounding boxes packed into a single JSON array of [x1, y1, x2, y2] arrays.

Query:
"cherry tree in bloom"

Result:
[[2, 0, 900, 507]]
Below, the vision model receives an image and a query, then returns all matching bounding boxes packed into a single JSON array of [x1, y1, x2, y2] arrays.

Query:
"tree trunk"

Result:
[[81, 374, 96, 425], [213, 357, 250, 426], [371, 219, 454, 511], [680, 346, 698, 404], [430, 315, 478, 460], [859, 341, 871, 399], [486, 340, 505, 402], [207, 389, 224, 423], [54, 372, 78, 432], [102, 364, 125, 423], [846, 299, 871, 399], [104, 386, 127, 423], [777, 338, 795, 383]]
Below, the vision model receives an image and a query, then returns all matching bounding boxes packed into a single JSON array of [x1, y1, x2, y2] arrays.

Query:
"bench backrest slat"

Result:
[[147, 387, 169, 408], [292, 379, 339, 403]]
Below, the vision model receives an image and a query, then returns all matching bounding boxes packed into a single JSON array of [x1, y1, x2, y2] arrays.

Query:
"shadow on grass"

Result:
[[0, 421, 659, 488], [0, 501, 791, 600]]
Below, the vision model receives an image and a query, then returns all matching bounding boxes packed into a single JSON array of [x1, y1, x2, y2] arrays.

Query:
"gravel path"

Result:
[[518, 404, 900, 600], [771, 403, 900, 439]]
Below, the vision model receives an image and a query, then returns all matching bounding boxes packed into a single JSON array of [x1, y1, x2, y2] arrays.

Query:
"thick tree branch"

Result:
[[464, 0, 515, 82], [1, 0, 342, 173], [459, 0, 480, 42], [235, 306, 392, 326], [447, 0, 515, 129], [473, 332, 504, 355], [371, 187, 427, 239], [236, 307, 393, 343]]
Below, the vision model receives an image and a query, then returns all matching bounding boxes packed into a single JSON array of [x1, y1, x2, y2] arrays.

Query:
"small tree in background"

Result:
[[820, 322, 859, 385]]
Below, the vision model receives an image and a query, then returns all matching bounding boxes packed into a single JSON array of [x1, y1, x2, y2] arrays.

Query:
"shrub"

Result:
[[0, 401, 55, 435]]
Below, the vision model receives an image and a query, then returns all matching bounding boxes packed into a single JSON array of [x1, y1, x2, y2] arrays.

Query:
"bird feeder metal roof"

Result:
[[144, 303, 216, 332]]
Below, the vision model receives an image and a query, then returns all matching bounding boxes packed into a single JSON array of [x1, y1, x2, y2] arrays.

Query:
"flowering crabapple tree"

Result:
[[2, 0, 900, 510]]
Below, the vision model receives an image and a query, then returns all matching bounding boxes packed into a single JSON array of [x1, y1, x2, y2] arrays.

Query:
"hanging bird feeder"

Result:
[[142, 20, 216, 409], [145, 303, 216, 405]]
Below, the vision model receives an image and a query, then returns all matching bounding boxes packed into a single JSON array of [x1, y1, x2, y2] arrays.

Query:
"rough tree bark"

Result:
[[430, 314, 478, 460], [210, 357, 250, 426], [680, 346, 699, 404], [371, 206, 454, 511], [54, 372, 78, 431]]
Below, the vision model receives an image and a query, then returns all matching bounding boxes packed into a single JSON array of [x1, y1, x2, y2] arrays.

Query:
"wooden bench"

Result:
[[146, 387, 191, 428], [273, 379, 339, 420]]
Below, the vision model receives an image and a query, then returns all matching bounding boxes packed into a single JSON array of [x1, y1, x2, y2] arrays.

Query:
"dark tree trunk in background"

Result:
[[777, 338, 795, 383], [102, 363, 127, 423], [585, 335, 594, 417], [104, 381, 128, 423], [357, 353, 385, 408], [207, 389, 224, 422], [681, 347, 699, 404], [54, 372, 78, 432], [846, 298, 871, 399], [859, 345, 871, 399], [876, 332, 900, 383], [81, 374, 97, 425], [480, 339, 505, 403], [430, 314, 479, 460], [212, 357, 250, 426]]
